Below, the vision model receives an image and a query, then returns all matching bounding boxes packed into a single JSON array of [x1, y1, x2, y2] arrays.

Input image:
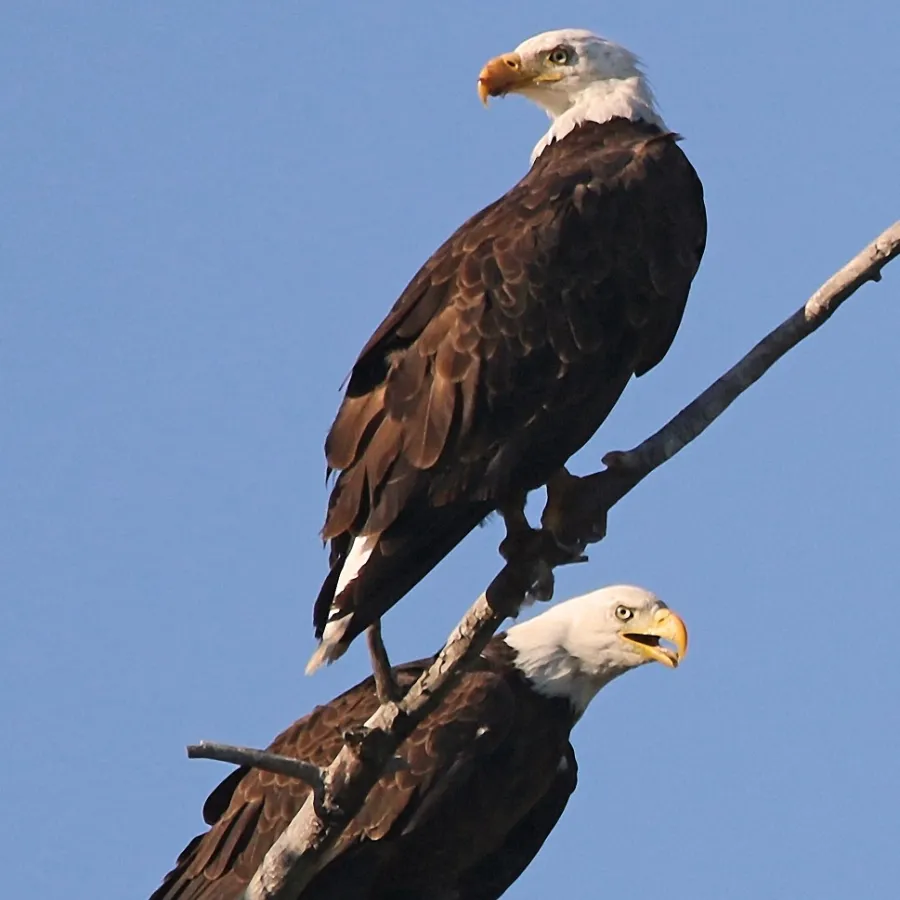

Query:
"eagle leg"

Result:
[[541, 467, 592, 556], [498, 494, 555, 603], [497, 491, 534, 561], [366, 620, 400, 705]]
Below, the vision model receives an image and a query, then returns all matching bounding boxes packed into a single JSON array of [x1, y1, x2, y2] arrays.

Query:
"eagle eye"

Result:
[[615, 605, 634, 622], [547, 46, 572, 66]]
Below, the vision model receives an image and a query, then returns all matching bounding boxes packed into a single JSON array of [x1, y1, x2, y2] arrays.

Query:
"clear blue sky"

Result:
[[3, 3, 899, 897]]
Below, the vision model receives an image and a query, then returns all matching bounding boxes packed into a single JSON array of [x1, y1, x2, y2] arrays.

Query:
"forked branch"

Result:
[[184, 222, 898, 900], [544, 221, 900, 546]]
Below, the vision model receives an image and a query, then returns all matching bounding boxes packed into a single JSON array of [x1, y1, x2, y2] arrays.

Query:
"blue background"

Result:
[[3, 2, 899, 897]]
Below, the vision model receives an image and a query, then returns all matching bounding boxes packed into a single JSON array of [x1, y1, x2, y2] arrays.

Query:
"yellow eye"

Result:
[[548, 46, 571, 65], [615, 605, 634, 622]]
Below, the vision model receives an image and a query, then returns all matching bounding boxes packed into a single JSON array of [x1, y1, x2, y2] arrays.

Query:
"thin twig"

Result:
[[235, 222, 898, 899], [187, 742, 327, 799], [241, 561, 542, 899]]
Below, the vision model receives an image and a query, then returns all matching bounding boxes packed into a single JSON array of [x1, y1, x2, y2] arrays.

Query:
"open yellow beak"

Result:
[[477, 52, 556, 105], [621, 607, 689, 669]]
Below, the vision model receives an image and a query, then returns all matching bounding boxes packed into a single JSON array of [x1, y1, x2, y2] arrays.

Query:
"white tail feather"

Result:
[[307, 535, 379, 675], [335, 534, 377, 596], [305, 614, 353, 674]]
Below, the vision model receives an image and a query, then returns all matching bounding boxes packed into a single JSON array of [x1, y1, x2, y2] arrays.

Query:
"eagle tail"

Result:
[[305, 613, 352, 673], [307, 501, 494, 672]]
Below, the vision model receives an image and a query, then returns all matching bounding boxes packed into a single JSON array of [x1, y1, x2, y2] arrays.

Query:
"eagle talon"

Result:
[[313, 21, 704, 664], [524, 560, 555, 603], [541, 467, 599, 550], [499, 525, 547, 565], [549, 527, 588, 563], [498, 496, 551, 568], [557, 547, 589, 565]]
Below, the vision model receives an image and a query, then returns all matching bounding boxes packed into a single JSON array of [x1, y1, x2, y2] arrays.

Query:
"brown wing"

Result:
[[453, 744, 578, 900], [148, 665, 418, 900], [148, 661, 516, 900], [315, 118, 706, 656]]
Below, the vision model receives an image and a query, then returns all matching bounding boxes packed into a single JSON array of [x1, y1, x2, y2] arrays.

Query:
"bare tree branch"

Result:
[[240, 561, 544, 900], [187, 741, 327, 801], [606, 220, 900, 476], [198, 221, 899, 900], [545, 222, 900, 547]]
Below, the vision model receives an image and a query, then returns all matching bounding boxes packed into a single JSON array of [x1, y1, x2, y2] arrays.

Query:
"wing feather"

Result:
[[149, 667, 425, 899], [317, 119, 706, 650], [402, 370, 457, 469], [325, 387, 386, 471], [453, 745, 579, 900], [149, 661, 522, 900]]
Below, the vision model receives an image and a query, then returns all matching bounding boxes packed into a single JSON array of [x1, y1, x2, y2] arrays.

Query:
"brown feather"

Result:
[[435, 338, 473, 382], [362, 457, 421, 535], [402, 372, 457, 469], [361, 421, 401, 506], [325, 387, 386, 471], [315, 118, 705, 656], [149, 646, 581, 900], [322, 464, 368, 540]]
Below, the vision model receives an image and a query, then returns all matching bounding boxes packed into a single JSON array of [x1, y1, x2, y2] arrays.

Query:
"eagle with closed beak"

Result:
[[310, 29, 706, 671]]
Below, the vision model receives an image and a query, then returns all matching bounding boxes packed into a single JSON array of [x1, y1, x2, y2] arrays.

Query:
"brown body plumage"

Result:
[[150, 644, 577, 900], [314, 118, 706, 662], [151, 585, 689, 899]]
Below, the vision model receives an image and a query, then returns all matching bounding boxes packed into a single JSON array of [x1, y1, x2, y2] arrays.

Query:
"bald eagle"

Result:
[[311, 29, 706, 670], [150, 585, 687, 900]]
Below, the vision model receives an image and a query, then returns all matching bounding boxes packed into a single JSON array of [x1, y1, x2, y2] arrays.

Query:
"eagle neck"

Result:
[[502, 618, 630, 718], [531, 76, 664, 163]]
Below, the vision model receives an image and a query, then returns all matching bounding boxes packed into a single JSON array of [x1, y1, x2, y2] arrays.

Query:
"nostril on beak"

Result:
[[505, 58, 519, 70]]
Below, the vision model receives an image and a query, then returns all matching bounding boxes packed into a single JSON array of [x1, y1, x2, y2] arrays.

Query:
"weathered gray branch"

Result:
[[241, 564, 540, 900], [187, 742, 327, 801], [220, 221, 898, 899], [606, 221, 900, 476], [545, 221, 900, 547]]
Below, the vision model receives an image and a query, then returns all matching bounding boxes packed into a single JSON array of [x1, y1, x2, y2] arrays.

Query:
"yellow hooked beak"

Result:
[[620, 607, 689, 669], [477, 52, 563, 105]]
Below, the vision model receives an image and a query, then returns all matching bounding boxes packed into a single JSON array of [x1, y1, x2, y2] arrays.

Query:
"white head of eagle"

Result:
[[307, 26, 705, 675], [505, 584, 688, 715], [477, 28, 664, 162], [151, 584, 689, 900]]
